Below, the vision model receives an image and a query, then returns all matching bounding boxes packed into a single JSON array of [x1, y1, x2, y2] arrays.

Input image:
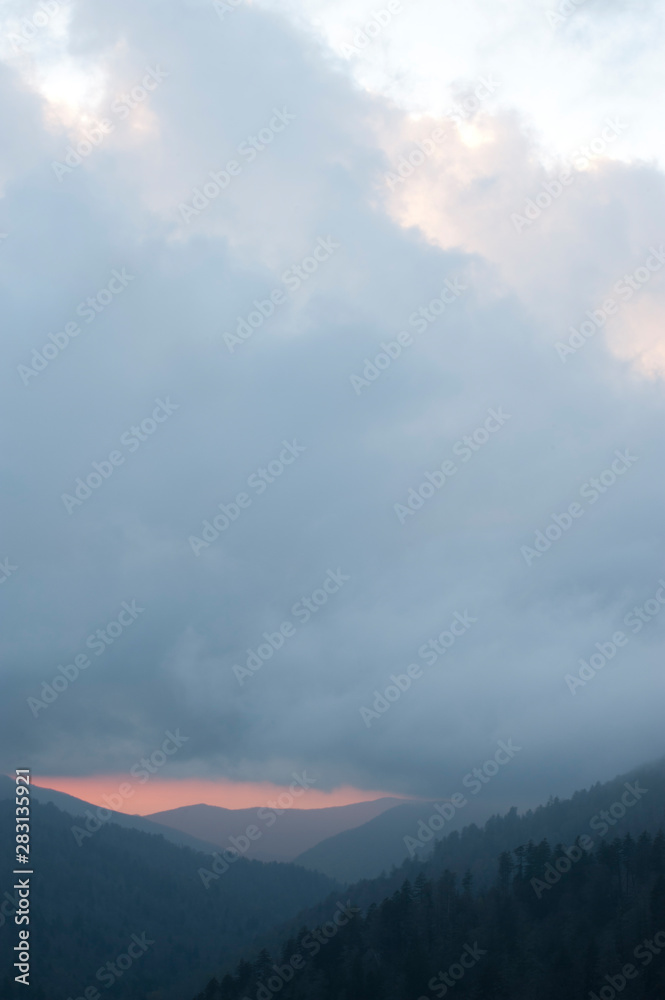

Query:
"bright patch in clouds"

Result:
[[258, 0, 665, 168], [37, 59, 108, 127]]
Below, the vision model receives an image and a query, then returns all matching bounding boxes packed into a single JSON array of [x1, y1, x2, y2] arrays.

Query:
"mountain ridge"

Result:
[[0, 773, 219, 855], [145, 796, 407, 861]]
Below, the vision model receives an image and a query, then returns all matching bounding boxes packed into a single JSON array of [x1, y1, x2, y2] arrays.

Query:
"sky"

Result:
[[1, 0, 665, 815], [30, 775, 406, 814]]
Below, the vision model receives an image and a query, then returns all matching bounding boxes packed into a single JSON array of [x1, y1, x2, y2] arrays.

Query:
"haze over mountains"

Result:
[[0, 774, 416, 866], [0, 773, 517, 882], [146, 796, 405, 862], [2, 758, 664, 999], [293, 795, 500, 883]]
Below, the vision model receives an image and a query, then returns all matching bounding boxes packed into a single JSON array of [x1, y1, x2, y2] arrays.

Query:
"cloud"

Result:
[[1, 0, 664, 808]]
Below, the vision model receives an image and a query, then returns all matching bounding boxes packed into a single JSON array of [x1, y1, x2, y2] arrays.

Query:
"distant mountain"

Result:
[[296, 758, 665, 888], [303, 756, 665, 911], [294, 797, 490, 882], [0, 773, 218, 854], [146, 796, 405, 861], [0, 795, 338, 1000]]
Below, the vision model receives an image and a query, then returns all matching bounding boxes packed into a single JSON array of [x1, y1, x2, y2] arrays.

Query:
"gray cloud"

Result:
[[1, 0, 664, 809]]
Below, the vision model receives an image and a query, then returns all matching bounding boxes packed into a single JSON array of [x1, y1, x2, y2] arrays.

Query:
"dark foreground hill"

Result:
[[191, 829, 665, 1000], [0, 799, 338, 1000], [187, 757, 665, 1000]]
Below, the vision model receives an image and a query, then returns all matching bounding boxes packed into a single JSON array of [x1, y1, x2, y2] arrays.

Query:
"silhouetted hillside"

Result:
[[187, 757, 665, 998], [0, 798, 338, 1000], [191, 829, 665, 1000]]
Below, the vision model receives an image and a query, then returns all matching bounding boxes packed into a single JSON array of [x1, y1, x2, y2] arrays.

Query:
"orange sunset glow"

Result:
[[31, 775, 410, 816]]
